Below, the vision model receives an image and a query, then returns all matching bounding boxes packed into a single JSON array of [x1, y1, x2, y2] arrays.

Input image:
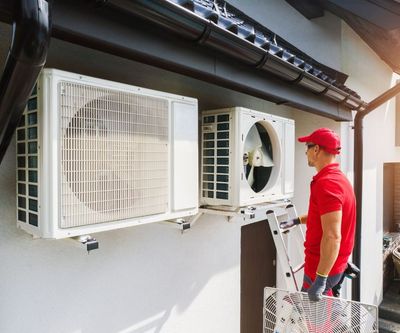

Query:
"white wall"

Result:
[[341, 22, 400, 305], [0, 136, 243, 333], [291, 112, 342, 214]]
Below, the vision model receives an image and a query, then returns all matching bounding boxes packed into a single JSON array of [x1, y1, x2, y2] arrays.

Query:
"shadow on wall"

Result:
[[0, 138, 240, 333], [44, 38, 293, 120]]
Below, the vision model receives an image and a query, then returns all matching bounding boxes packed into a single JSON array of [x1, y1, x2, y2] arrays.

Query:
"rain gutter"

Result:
[[0, 0, 51, 164], [353, 82, 400, 301], [102, 0, 367, 112]]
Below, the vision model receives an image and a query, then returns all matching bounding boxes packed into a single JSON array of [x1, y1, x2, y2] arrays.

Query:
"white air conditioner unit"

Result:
[[16, 69, 198, 239], [200, 107, 294, 208]]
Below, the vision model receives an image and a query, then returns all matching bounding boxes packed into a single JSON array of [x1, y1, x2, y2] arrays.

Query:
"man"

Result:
[[280, 128, 356, 301]]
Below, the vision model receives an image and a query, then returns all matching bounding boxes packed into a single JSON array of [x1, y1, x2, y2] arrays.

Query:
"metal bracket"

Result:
[[239, 200, 291, 225], [199, 207, 239, 222], [165, 200, 293, 233], [71, 235, 99, 253], [199, 201, 291, 224], [164, 212, 205, 233]]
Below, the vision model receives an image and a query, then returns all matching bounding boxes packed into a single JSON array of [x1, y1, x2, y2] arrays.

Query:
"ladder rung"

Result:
[[293, 263, 305, 273], [281, 228, 293, 234]]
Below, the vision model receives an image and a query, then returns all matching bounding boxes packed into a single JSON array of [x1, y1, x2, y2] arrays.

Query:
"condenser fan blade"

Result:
[[248, 147, 262, 167], [244, 124, 263, 152], [244, 121, 276, 193], [248, 165, 255, 186], [245, 124, 274, 167], [260, 142, 274, 167]]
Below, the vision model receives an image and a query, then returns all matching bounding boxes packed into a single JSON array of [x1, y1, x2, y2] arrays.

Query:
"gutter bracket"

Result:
[[196, 21, 212, 45]]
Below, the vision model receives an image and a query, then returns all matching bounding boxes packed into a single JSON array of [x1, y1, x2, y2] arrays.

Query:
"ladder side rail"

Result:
[[286, 204, 306, 240], [266, 210, 299, 291], [285, 203, 306, 271]]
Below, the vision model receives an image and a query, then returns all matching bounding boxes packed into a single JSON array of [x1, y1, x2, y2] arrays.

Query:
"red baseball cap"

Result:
[[298, 128, 341, 155]]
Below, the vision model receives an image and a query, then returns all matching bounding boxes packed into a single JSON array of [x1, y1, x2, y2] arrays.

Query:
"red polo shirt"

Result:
[[304, 163, 356, 278]]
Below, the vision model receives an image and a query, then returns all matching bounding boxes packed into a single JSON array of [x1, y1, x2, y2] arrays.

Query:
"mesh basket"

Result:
[[393, 245, 400, 277], [264, 287, 378, 333]]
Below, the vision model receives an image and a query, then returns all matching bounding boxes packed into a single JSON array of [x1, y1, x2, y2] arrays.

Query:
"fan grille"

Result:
[[60, 82, 169, 228], [16, 84, 40, 228], [201, 113, 231, 201]]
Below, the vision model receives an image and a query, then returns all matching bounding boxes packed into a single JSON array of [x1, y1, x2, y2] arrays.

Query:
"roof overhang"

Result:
[[0, 0, 365, 121]]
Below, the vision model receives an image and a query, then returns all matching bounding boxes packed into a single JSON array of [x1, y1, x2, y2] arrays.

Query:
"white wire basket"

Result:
[[264, 287, 378, 333]]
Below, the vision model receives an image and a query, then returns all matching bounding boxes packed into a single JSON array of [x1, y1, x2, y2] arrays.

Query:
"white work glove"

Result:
[[279, 217, 300, 230]]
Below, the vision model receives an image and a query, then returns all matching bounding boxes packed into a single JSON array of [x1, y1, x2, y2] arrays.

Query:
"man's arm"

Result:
[[317, 210, 342, 276], [299, 214, 308, 224], [279, 213, 308, 229], [307, 210, 342, 301]]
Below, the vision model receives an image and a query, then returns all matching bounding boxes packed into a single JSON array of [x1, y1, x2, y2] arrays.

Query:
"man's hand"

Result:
[[308, 274, 327, 301], [279, 217, 300, 230]]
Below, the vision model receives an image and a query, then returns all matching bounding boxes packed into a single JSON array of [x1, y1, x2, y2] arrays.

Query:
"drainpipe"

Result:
[[353, 82, 400, 301], [0, 0, 51, 164]]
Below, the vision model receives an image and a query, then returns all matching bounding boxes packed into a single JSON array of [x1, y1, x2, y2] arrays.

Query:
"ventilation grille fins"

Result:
[[16, 84, 40, 227], [60, 82, 170, 228], [201, 113, 230, 200]]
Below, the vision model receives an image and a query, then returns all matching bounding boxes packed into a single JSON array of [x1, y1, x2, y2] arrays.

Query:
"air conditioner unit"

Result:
[[16, 69, 198, 239], [200, 107, 294, 208]]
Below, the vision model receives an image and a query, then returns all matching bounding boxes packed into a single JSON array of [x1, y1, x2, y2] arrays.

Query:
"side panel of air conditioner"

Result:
[[16, 69, 198, 239], [283, 121, 295, 196], [16, 83, 41, 236], [171, 101, 198, 211]]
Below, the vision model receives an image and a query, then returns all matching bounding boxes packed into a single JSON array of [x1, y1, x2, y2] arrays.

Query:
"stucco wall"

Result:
[[0, 140, 242, 333]]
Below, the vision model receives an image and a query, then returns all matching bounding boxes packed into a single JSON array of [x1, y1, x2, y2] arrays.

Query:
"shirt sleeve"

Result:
[[315, 180, 343, 215]]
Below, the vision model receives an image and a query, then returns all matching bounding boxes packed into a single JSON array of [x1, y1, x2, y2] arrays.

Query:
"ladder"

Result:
[[267, 204, 305, 291], [242, 203, 305, 292]]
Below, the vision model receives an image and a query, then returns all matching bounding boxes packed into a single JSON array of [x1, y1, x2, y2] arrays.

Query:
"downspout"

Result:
[[0, 0, 51, 164], [353, 82, 400, 301]]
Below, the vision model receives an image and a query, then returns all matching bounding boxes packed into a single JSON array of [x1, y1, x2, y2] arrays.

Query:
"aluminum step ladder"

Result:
[[261, 206, 378, 333], [266, 204, 305, 292]]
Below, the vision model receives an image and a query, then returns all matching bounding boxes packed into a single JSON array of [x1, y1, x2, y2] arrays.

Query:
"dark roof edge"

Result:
[[223, 1, 349, 86], [103, 0, 367, 112]]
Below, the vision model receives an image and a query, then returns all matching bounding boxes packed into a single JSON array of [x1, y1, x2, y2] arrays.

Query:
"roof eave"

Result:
[[103, 0, 366, 111]]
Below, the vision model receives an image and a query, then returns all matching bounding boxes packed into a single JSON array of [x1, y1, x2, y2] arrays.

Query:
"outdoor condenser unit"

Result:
[[16, 69, 198, 239], [200, 107, 294, 208]]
